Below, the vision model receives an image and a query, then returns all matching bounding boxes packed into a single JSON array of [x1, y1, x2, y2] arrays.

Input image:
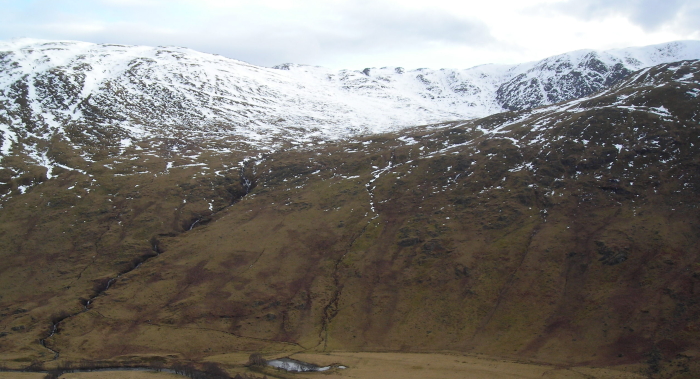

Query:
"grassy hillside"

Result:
[[0, 61, 699, 378]]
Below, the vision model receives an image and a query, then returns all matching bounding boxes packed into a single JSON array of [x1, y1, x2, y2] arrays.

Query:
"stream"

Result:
[[266, 357, 346, 373], [37, 158, 262, 361], [38, 241, 164, 359], [2, 360, 347, 377]]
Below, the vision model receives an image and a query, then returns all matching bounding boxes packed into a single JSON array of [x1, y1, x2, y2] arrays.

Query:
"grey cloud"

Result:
[[233, 2, 498, 66], [554, 0, 700, 32], [0, 0, 497, 68], [328, 2, 496, 48], [115, 2, 497, 67], [676, 5, 700, 35]]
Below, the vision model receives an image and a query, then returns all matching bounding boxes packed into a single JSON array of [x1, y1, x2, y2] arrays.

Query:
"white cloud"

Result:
[[551, 0, 699, 31], [0, 0, 697, 69]]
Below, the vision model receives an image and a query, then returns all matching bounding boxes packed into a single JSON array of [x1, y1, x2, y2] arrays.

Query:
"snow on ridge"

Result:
[[604, 40, 700, 67], [0, 38, 508, 147], [0, 38, 699, 155]]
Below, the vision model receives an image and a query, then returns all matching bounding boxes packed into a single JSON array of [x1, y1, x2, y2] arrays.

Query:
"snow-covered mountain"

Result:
[[1, 38, 699, 155], [1, 40, 699, 373], [496, 42, 700, 111]]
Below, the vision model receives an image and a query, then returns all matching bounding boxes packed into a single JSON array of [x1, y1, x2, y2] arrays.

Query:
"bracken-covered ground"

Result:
[[0, 60, 699, 378]]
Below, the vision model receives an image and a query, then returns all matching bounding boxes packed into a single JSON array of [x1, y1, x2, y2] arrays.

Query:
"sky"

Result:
[[1, 0, 699, 69]]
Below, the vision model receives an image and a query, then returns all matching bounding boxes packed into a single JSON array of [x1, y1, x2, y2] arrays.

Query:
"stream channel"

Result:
[[38, 238, 162, 360], [37, 159, 261, 360], [266, 358, 346, 372]]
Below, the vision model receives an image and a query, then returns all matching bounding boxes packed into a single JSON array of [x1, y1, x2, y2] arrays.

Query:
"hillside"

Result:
[[0, 45, 699, 379]]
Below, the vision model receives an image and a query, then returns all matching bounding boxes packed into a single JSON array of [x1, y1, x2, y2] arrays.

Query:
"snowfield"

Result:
[[0, 38, 699, 153]]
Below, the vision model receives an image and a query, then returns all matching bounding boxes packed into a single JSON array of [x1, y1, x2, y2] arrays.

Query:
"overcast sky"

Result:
[[1, 0, 699, 69]]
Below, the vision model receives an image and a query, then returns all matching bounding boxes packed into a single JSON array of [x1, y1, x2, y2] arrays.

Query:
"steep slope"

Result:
[[496, 41, 700, 111], [0, 59, 698, 378]]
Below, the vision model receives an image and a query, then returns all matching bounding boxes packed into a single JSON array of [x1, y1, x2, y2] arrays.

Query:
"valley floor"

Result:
[[221, 352, 645, 379], [0, 352, 647, 379], [0, 372, 181, 379], [287, 352, 645, 379]]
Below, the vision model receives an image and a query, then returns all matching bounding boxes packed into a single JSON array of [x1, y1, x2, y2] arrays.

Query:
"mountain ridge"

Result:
[[1, 39, 699, 153]]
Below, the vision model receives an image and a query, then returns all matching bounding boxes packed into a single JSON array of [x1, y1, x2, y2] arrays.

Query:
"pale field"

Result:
[[272, 352, 645, 379], [1, 352, 647, 379], [59, 371, 183, 379], [0, 371, 183, 379], [0, 373, 46, 379]]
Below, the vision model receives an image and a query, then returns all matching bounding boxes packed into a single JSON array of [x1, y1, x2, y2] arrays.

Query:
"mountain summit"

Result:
[[1, 39, 699, 153]]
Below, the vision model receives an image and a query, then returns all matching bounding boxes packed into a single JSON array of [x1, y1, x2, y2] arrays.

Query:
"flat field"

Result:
[[59, 372, 182, 379], [293, 352, 645, 379], [204, 351, 645, 379]]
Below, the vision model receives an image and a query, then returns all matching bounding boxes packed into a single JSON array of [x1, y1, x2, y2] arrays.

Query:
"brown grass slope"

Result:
[[0, 60, 699, 377]]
